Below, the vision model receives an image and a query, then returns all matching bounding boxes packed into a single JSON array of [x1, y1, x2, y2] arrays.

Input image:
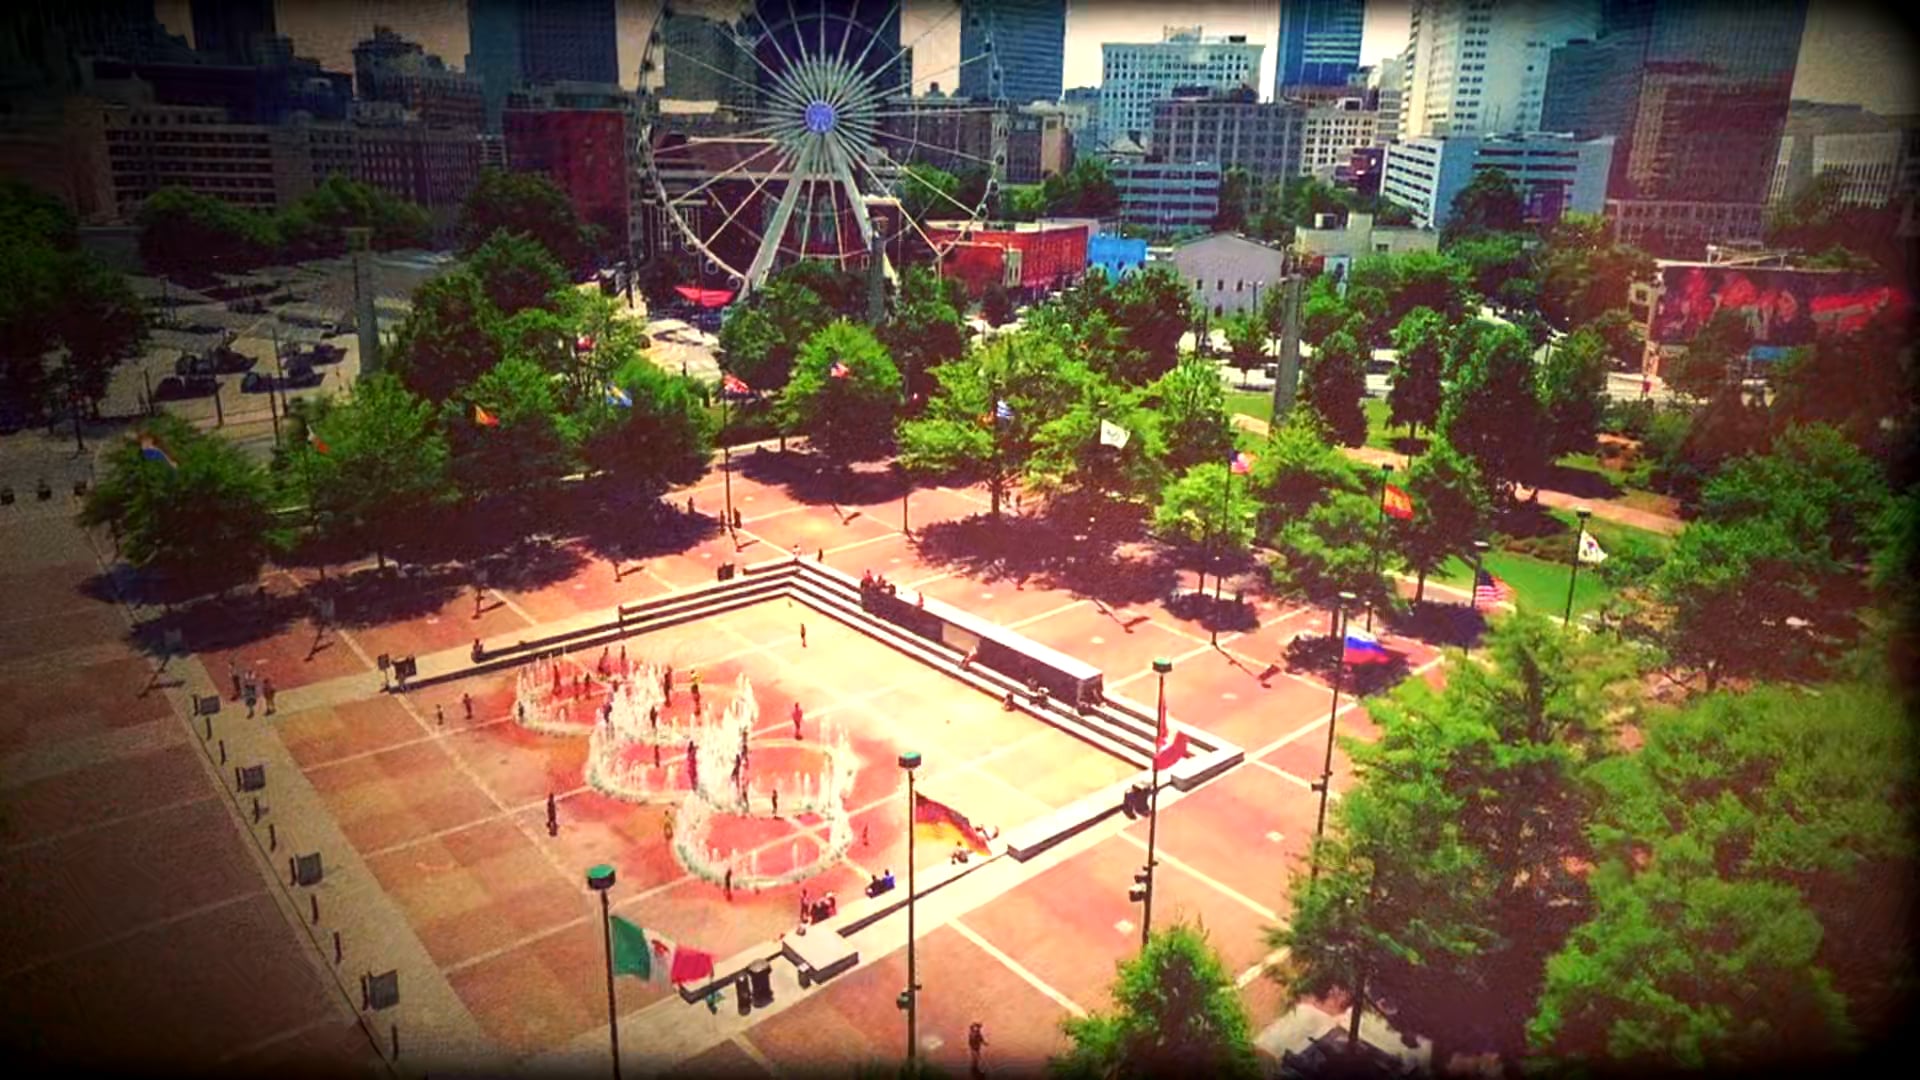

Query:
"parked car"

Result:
[[306, 342, 346, 364], [155, 374, 218, 400], [175, 353, 215, 377], [207, 344, 256, 373], [240, 371, 273, 394], [282, 360, 322, 388]]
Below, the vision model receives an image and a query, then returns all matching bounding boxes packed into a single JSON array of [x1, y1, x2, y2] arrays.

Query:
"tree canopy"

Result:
[[1052, 923, 1260, 1080], [459, 169, 589, 271], [779, 321, 903, 463]]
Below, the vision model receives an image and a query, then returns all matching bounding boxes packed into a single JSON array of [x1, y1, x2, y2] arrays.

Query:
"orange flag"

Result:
[[474, 404, 501, 428], [1382, 483, 1415, 521]]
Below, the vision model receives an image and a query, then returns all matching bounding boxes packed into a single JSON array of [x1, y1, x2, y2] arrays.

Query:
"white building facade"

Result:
[[1099, 27, 1263, 150], [1401, 0, 1599, 140], [1381, 133, 1615, 228], [1300, 97, 1381, 177]]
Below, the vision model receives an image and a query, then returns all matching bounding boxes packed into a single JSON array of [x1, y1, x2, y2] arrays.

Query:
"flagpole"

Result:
[[721, 377, 733, 534], [1312, 592, 1357, 881], [1365, 464, 1393, 632], [587, 864, 621, 1080], [898, 751, 923, 1066], [1564, 507, 1591, 627], [1143, 658, 1173, 947]]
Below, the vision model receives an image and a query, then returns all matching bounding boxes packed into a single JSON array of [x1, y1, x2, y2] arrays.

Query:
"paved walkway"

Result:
[[1229, 413, 1684, 536]]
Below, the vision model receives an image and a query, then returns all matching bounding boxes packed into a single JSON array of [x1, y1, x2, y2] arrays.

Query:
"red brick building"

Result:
[[924, 220, 1091, 300], [502, 84, 638, 261]]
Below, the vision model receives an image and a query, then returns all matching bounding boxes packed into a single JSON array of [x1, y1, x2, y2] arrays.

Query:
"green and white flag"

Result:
[[610, 915, 652, 979], [1099, 419, 1130, 449], [1578, 530, 1608, 565]]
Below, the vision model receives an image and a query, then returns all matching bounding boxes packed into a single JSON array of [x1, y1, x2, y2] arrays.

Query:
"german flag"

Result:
[[914, 793, 991, 856]]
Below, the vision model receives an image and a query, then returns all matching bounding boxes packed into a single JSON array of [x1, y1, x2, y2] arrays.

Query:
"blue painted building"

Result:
[[1275, 0, 1365, 91], [1088, 234, 1148, 279]]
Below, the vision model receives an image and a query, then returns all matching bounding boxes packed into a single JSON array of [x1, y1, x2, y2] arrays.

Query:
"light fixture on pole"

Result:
[[1365, 463, 1393, 633], [586, 864, 621, 1080], [1311, 591, 1358, 879], [897, 750, 923, 1066], [1139, 657, 1174, 947], [1564, 507, 1592, 626]]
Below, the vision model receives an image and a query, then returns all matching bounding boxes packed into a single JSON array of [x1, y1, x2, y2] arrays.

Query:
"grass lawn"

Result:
[[1432, 549, 1613, 618], [1227, 390, 1273, 427]]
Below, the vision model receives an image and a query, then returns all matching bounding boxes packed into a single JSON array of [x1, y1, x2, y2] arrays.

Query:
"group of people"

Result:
[[228, 661, 276, 717]]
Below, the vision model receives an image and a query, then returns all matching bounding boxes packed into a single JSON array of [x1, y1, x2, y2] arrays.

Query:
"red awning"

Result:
[[674, 285, 735, 308]]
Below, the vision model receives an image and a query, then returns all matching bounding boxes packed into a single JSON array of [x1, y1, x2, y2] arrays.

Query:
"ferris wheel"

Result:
[[638, 2, 1007, 299]]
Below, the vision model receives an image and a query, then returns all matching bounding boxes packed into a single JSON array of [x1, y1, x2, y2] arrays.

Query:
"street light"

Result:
[[1139, 658, 1173, 947], [897, 750, 923, 1066], [586, 863, 622, 1080], [1469, 539, 1491, 613], [1365, 464, 1394, 632], [1564, 507, 1592, 627], [1311, 591, 1358, 878]]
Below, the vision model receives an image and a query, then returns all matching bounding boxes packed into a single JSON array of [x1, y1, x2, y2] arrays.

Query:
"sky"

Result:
[[153, 1, 1914, 115]]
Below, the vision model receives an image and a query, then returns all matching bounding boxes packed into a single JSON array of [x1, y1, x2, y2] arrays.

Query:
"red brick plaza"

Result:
[[3, 449, 1454, 1075]]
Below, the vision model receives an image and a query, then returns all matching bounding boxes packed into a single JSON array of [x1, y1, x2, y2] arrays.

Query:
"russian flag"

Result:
[[1341, 628, 1393, 666]]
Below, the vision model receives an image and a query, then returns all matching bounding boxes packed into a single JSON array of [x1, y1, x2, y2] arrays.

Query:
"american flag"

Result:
[[1474, 569, 1512, 607]]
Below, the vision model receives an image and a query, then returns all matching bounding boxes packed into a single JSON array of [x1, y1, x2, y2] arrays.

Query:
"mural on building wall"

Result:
[[1649, 265, 1906, 346]]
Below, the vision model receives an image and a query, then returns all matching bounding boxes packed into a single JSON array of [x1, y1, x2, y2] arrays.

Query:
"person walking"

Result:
[[228, 661, 242, 701], [968, 1022, 988, 1076], [663, 665, 674, 703], [546, 791, 558, 836], [724, 867, 733, 901], [791, 701, 804, 740], [261, 677, 276, 716], [462, 692, 473, 720], [690, 670, 702, 711], [799, 623, 807, 648]]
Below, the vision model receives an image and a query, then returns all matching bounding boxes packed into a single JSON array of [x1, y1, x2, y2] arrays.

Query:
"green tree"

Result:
[[1654, 518, 1824, 690], [1583, 309, 1644, 372], [1300, 275, 1352, 346], [278, 174, 430, 256], [1700, 422, 1891, 565], [468, 229, 569, 316], [579, 356, 715, 494], [1027, 373, 1164, 503], [1442, 170, 1527, 246], [1271, 490, 1396, 612], [1051, 923, 1259, 1080], [1303, 327, 1368, 447], [1108, 265, 1195, 383], [459, 169, 588, 270], [883, 265, 968, 400], [1148, 357, 1234, 474], [1539, 327, 1612, 457], [1350, 250, 1474, 327], [135, 186, 280, 275], [81, 417, 280, 594], [1396, 443, 1488, 602], [1447, 231, 1533, 301], [1770, 311, 1914, 451], [296, 374, 448, 568], [1153, 461, 1258, 596], [1039, 157, 1120, 219], [1214, 166, 1254, 232], [719, 275, 835, 391], [1248, 412, 1364, 537], [896, 162, 960, 224], [780, 321, 903, 464], [1665, 309, 1752, 402], [1440, 323, 1547, 499], [980, 282, 1014, 327], [389, 270, 505, 402], [444, 357, 575, 507], [1222, 310, 1266, 385], [1387, 306, 1448, 439], [1536, 213, 1654, 330]]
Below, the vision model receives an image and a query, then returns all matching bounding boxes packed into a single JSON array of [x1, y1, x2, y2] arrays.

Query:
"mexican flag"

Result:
[[609, 916, 715, 985]]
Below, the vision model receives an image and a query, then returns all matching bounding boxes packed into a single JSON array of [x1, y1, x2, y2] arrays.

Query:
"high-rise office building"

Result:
[[190, 0, 275, 66], [1100, 27, 1263, 151], [467, 0, 619, 133], [1152, 87, 1305, 183], [958, 0, 1067, 107], [1275, 0, 1366, 93], [353, 26, 485, 133], [659, 10, 757, 109], [1370, 52, 1405, 144], [1401, 0, 1598, 140], [1540, 0, 1808, 255]]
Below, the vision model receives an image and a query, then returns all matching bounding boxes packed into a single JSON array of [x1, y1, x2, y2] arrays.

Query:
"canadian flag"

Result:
[[1154, 698, 1188, 771]]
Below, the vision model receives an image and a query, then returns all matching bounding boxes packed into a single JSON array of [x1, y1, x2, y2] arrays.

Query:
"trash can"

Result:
[[717, 563, 735, 582], [748, 958, 774, 1007], [734, 973, 752, 1015]]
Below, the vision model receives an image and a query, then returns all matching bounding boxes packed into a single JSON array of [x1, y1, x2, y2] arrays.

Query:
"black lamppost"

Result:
[[1365, 463, 1394, 632], [587, 864, 621, 1080], [1140, 657, 1173, 947], [1564, 507, 1592, 626], [1311, 591, 1357, 878], [897, 750, 923, 1066], [1469, 539, 1491, 613]]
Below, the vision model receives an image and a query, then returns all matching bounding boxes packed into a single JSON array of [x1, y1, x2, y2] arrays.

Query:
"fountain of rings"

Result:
[[559, 666, 858, 890], [510, 652, 601, 735]]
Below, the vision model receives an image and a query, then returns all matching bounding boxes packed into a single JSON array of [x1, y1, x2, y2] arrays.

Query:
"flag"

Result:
[[1099, 419, 1130, 449], [1153, 691, 1188, 771], [1473, 569, 1512, 607], [1382, 483, 1415, 521], [994, 399, 1013, 422], [138, 435, 178, 470], [1229, 450, 1255, 475], [1578, 531, 1607, 565], [722, 372, 751, 396], [605, 385, 633, 409], [1342, 628, 1393, 666], [473, 404, 500, 428], [576, 334, 595, 352], [829, 361, 851, 379], [914, 792, 992, 856], [609, 915, 652, 979], [647, 933, 716, 985], [306, 428, 331, 455]]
